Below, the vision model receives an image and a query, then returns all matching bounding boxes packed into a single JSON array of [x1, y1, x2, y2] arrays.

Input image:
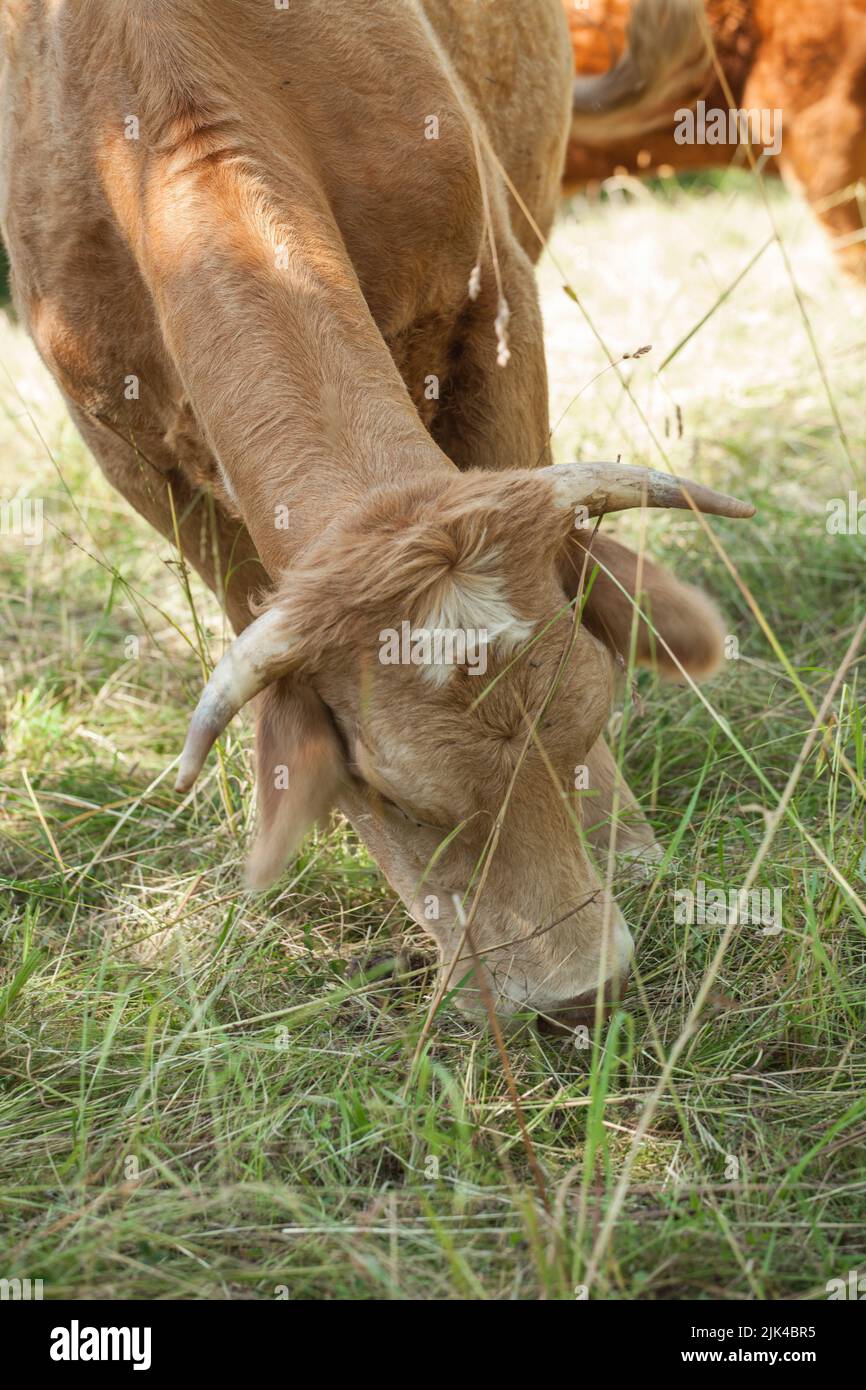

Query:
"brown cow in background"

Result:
[[563, 0, 866, 276]]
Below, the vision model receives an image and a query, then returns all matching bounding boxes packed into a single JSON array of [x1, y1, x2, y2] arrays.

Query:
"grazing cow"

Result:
[[563, 0, 866, 278], [0, 0, 752, 1028]]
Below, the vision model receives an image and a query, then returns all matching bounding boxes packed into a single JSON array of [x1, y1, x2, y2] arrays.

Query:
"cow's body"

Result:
[[563, 0, 866, 277]]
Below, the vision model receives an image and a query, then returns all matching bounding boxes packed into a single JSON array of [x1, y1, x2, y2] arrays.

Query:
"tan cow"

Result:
[[563, 0, 866, 277], [0, 0, 752, 1029]]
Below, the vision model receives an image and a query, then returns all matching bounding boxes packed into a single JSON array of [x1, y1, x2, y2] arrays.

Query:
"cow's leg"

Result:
[[68, 405, 268, 634], [745, 51, 866, 279], [785, 122, 866, 280], [422, 0, 573, 264], [583, 736, 662, 878]]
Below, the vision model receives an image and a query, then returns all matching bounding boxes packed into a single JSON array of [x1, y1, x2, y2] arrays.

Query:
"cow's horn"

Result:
[[175, 607, 297, 793], [540, 462, 755, 519]]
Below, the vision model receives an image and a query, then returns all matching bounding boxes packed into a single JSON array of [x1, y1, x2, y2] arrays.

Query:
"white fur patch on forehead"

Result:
[[416, 545, 534, 687], [421, 561, 534, 648]]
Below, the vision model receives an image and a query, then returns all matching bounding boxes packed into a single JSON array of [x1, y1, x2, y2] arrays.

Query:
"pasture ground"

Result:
[[0, 171, 864, 1299]]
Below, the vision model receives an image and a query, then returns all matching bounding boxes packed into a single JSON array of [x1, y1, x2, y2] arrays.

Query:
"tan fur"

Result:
[[0, 0, 742, 1019]]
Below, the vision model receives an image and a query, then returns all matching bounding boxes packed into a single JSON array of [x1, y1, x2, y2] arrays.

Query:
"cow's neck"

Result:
[[202, 294, 455, 579], [128, 139, 455, 581]]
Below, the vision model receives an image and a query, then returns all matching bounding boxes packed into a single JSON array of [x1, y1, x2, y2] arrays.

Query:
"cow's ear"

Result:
[[245, 679, 346, 890], [560, 531, 726, 681]]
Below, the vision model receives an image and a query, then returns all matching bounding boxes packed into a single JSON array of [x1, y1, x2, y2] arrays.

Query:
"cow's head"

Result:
[[175, 463, 752, 1027]]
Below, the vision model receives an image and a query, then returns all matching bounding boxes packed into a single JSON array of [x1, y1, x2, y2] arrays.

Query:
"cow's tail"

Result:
[[570, 0, 713, 145]]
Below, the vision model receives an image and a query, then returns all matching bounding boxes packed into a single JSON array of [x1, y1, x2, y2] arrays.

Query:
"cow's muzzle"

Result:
[[536, 967, 630, 1036]]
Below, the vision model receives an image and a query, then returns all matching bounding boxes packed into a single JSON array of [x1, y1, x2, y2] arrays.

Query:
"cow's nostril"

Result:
[[536, 968, 630, 1037]]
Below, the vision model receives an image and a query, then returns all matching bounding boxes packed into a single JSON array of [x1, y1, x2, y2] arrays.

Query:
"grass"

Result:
[[1, 171, 865, 1300]]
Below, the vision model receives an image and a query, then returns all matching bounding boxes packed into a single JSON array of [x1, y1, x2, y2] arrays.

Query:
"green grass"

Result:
[[1, 172, 864, 1299]]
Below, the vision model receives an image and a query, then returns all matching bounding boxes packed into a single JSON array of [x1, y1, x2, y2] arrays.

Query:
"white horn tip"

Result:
[[174, 725, 218, 794]]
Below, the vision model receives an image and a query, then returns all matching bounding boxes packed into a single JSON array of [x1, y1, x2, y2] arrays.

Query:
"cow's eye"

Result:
[[374, 789, 441, 833], [380, 793, 422, 827]]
